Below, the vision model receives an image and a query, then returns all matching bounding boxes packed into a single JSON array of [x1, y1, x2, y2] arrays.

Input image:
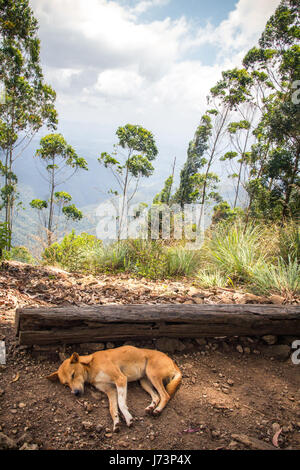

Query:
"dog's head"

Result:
[[46, 352, 91, 397]]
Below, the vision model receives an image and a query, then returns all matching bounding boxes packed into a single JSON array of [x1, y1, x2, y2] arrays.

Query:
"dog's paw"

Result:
[[126, 417, 134, 428], [113, 423, 120, 433], [152, 409, 161, 417], [145, 406, 154, 415]]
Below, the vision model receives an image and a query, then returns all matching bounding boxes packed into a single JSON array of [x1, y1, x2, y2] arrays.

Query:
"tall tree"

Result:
[[99, 124, 158, 240], [30, 134, 87, 246], [0, 0, 58, 249], [242, 0, 300, 222]]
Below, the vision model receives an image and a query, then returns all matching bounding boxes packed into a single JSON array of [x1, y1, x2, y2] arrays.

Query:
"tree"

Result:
[[0, 0, 58, 249], [30, 134, 87, 246], [242, 0, 300, 223], [98, 124, 158, 240], [174, 106, 229, 231]]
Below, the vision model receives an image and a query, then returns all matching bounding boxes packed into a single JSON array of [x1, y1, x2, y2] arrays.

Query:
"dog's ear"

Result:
[[46, 371, 59, 382], [70, 352, 80, 364], [80, 355, 93, 367]]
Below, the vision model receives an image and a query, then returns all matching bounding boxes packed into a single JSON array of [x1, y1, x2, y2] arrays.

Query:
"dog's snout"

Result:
[[73, 389, 81, 396]]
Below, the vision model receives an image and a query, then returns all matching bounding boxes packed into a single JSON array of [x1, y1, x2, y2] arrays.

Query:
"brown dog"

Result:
[[46, 345, 182, 431]]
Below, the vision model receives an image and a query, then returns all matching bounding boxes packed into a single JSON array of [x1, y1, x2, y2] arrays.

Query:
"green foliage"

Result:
[[166, 247, 201, 277], [36, 134, 87, 170], [153, 176, 174, 205], [212, 202, 244, 225], [122, 239, 168, 279], [196, 270, 229, 288], [250, 256, 300, 296], [0, 0, 58, 249], [206, 223, 267, 281], [174, 111, 212, 206], [30, 199, 48, 210], [3, 245, 35, 264], [278, 222, 300, 263], [42, 231, 102, 272], [0, 222, 10, 257], [62, 204, 83, 221]]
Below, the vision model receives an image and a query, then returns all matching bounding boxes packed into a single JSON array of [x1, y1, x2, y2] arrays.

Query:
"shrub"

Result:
[[166, 247, 202, 277], [4, 246, 36, 264], [42, 231, 102, 272], [250, 256, 300, 296], [196, 270, 229, 288], [278, 223, 300, 264], [206, 222, 267, 281]]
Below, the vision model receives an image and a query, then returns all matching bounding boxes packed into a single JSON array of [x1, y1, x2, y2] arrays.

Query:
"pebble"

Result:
[[236, 345, 243, 353]]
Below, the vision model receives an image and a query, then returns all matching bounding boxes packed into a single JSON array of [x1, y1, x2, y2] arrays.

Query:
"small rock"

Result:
[[262, 335, 277, 345], [227, 379, 234, 386], [0, 432, 17, 450], [18, 402, 26, 408], [263, 345, 291, 361], [105, 433, 113, 438], [82, 421, 93, 431], [195, 338, 207, 346], [269, 295, 285, 305], [244, 347, 251, 354], [155, 338, 185, 353], [236, 345, 243, 354], [106, 342, 115, 349], [19, 442, 39, 451]]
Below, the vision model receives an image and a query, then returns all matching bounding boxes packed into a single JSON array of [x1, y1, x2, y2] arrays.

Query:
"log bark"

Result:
[[15, 304, 300, 346]]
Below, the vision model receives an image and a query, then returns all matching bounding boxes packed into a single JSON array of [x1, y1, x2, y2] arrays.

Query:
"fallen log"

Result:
[[15, 303, 300, 346]]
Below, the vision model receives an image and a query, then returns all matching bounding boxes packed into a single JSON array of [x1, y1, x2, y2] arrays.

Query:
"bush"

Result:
[[4, 246, 36, 264], [166, 247, 201, 277], [42, 231, 103, 272], [196, 270, 229, 288], [206, 222, 267, 281], [278, 223, 300, 264], [250, 256, 300, 296], [122, 239, 168, 279]]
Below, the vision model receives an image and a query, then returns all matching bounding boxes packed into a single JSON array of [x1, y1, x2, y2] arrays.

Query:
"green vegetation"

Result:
[[0, 1, 298, 299]]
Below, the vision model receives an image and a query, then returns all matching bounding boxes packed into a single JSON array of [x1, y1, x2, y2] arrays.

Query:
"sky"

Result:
[[27, 0, 281, 207]]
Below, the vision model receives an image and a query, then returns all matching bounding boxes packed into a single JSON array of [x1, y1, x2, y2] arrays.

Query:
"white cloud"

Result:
[[131, 0, 170, 15], [30, 0, 280, 185]]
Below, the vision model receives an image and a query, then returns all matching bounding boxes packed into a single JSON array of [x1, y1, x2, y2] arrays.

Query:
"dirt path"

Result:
[[0, 261, 299, 450], [0, 324, 299, 451]]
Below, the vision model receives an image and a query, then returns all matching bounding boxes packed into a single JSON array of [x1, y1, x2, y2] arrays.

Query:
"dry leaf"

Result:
[[11, 372, 20, 382], [272, 428, 282, 448]]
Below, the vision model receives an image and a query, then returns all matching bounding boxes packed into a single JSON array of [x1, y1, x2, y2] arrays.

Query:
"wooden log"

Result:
[[15, 304, 300, 346]]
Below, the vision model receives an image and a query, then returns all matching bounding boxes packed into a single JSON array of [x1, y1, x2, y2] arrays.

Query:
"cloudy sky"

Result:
[[28, 0, 280, 205]]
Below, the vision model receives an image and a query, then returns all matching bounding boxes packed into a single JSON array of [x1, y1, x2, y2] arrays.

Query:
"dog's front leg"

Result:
[[115, 376, 133, 428], [100, 384, 120, 432]]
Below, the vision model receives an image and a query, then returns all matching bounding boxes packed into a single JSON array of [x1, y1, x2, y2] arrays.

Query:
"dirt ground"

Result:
[[0, 261, 299, 450], [1, 325, 300, 451]]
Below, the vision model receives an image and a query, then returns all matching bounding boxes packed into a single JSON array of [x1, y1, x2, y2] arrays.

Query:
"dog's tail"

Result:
[[166, 364, 182, 398]]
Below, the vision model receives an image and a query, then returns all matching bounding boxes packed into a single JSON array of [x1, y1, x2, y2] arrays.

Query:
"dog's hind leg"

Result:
[[115, 375, 133, 428], [101, 384, 120, 432], [140, 377, 160, 414], [146, 368, 170, 416]]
